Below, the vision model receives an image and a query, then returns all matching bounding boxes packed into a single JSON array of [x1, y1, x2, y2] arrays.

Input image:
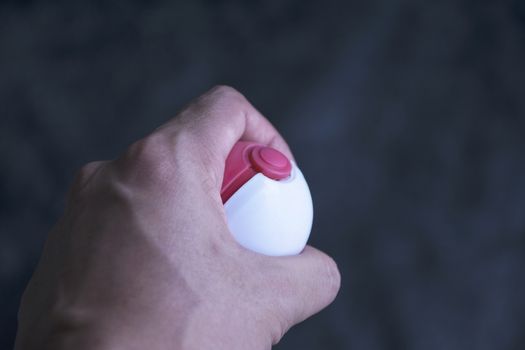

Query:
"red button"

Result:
[[249, 146, 292, 180], [260, 147, 289, 168]]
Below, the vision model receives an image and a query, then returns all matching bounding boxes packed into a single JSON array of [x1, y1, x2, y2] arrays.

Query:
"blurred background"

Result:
[[2, 0, 525, 349]]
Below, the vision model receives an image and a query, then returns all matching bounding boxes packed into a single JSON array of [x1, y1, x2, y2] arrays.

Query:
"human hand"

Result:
[[15, 86, 341, 350]]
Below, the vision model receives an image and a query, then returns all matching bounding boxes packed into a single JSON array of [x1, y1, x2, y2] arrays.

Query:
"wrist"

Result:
[[16, 302, 275, 350]]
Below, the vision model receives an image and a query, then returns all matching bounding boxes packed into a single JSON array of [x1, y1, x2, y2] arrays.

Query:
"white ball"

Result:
[[224, 163, 313, 256]]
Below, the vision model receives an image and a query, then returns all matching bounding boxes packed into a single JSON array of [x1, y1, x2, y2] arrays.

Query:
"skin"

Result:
[[14, 86, 341, 350]]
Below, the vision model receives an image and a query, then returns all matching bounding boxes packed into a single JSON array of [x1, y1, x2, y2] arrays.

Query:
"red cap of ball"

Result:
[[220, 142, 292, 203]]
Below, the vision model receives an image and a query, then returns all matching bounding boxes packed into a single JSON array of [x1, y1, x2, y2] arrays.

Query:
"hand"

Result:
[[15, 86, 341, 350]]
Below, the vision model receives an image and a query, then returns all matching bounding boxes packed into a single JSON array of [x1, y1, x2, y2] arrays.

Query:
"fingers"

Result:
[[275, 246, 341, 327], [153, 85, 294, 186], [163, 85, 292, 157]]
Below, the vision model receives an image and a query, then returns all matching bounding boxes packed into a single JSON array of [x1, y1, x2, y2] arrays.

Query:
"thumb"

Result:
[[275, 245, 341, 329]]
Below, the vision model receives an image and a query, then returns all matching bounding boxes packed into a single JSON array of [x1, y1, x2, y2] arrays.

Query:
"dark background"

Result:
[[2, 0, 525, 349]]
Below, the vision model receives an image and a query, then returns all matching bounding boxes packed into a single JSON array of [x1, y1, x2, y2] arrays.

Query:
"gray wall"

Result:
[[2, 1, 525, 349]]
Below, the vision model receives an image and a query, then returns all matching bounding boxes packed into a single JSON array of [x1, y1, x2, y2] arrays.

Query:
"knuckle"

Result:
[[210, 84, 241, 96], [125, 133, 170, 167], [78, 161, 103, 178], [120, 133, 175, 183], [208, 85, 248, 106], [72, 161, 105, 190], [68, 161, 106, 203]]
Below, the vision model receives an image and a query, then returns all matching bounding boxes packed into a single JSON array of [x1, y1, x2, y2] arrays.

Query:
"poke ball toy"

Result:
[[220, 141, 313, 256]]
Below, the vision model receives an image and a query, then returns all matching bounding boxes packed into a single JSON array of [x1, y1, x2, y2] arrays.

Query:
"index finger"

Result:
[[155, 85, 294, 185]]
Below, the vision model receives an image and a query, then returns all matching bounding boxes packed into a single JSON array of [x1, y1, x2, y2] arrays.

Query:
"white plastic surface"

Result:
[[224, 163, 313, 256]]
